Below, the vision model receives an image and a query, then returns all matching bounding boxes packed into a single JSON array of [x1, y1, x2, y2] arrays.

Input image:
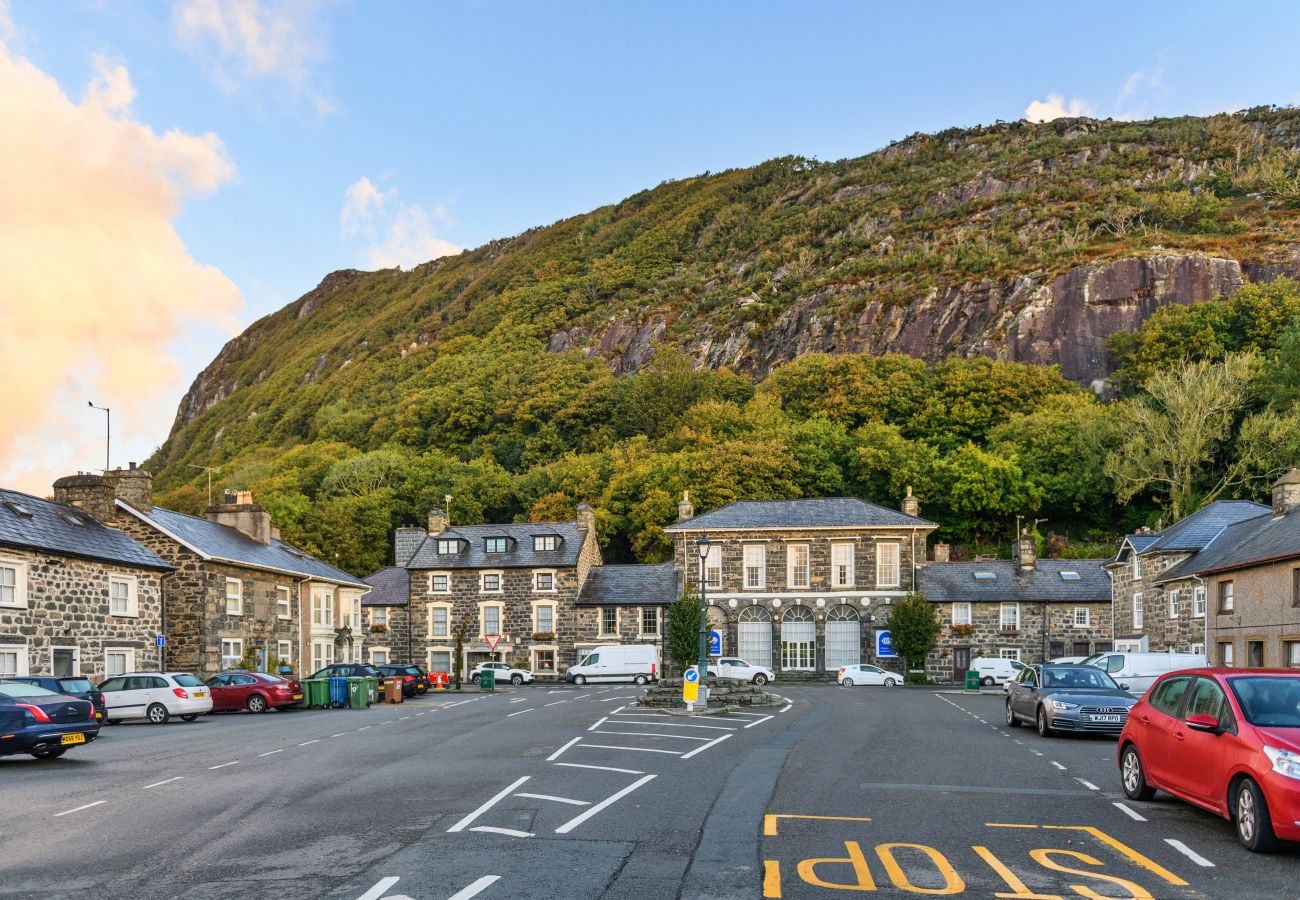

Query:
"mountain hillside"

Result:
[[147, 108, 1300, 573]]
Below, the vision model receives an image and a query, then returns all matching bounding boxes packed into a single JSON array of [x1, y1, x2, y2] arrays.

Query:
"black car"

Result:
[[306, 663, 383, 681], [375, 664, 429, 697], [7, 675, 106, 721], [0, 682, 101, 760]]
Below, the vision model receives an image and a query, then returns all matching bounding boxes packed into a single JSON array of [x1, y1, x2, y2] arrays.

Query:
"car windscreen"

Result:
[[401, 666, 422, 676], [173, 674, 205, 687], [1229, 676, 1300, 727], [57, 678, 95, 693], [0, 683, 58, 697], [1041, 667, 1119, 690]]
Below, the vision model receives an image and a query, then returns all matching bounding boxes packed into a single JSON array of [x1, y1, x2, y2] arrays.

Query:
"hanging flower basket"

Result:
[[951, 624, 975, 637], [370, 624, 389, 634], [531, 631, 556, 641]]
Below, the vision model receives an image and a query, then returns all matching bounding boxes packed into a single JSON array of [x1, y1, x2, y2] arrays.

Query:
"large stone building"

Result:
[[0, 487, 171, 682], [917, 533, 1112, 682], [53, 468, 368, 678]]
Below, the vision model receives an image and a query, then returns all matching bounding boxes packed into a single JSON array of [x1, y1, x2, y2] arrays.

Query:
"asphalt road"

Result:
[[2, 684, 1296, 899]]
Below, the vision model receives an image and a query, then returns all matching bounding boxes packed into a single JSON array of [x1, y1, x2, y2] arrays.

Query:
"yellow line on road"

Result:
[[1043, 825, 1187, 886], [763, 814, 873, 836], [762, 860, 781, 898]]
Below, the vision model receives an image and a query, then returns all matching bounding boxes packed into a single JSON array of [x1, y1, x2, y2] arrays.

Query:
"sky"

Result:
[[2, 0, 1298, 495]]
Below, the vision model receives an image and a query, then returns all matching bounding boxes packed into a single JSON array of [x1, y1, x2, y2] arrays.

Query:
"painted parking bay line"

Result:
[[447, 875, 501, 900], [1166, 838, 1214, 867], [53, 800, 107, 817], [447, 776, 531, 833], [515, 792, 591, 806], [554, 775, 656, 834], [142, 776, 183, 789]]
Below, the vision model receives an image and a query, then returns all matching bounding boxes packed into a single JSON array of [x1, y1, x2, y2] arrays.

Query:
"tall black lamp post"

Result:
[[697, 534, 711, 680]]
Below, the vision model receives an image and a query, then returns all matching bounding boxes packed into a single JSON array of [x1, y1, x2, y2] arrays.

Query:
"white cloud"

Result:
[[1024, 93, 1096, 123], [0, 42, 242, 494], [174, 0, 333, 113], [340, 176, 461, 270], [1115, 66, 1165, 120], [0, 0, 14, 46]]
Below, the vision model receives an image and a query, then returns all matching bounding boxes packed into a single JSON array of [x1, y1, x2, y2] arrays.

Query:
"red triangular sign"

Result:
[[486, 634, 501, 651]]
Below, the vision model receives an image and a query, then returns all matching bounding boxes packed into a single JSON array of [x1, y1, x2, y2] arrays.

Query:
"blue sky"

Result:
[[2, 0, 1298, 491]]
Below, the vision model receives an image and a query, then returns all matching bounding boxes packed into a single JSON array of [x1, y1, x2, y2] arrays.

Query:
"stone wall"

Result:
[[1110, 550, 1206, 652], [360, 604, 414, 664], [923, 601, 1112, 682]]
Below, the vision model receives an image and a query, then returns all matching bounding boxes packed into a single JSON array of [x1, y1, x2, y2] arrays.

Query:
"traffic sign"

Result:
[[156, 634, 165, 648], [683, 665, 699, 705], [708, 629, 722, 656], [485, 634, 501, 651], [876, 630, 896, 658]]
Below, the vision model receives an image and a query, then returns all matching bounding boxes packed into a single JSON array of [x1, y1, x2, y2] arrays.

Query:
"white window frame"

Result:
[[429, 571, 451, 593], [436, 539, 459, 555], [1220, 641, 1235, 667], [951, 602, 972, 626], [276, 640, 292, 665], [743, 544, 766, 590], [876, 542, 900, 588], [1073, 607, 1090, 628], [220, 638, 243, 670], [480, 571, 503, 594], [371, 606, 388, 626], [787, 544, 810, 590], [311, 640, 334, 672], [342, 591, 361, 634], [999, 648, 1022, 661], [1168, 590, 1179, 619], [276, 585, 293, 620], [1133, 592, 1144, 630], [0, 643, 29, 677], [1000, 602, 1020, 631], [533, 602, 555, 634], [225, 578, 243, 616], [599, 606, 619, 638], [831, 542, 856, 589], [0, 557, 29, 609], [1133, 554, 1142, 579], [640, 606, 660, 638], [368, 646, 390, 665], [530, 646, 558, 676], [484, 537, 508, 554], [1193, 585, 1207, 618], [428, 602, 452, 639], [703, 544, 721, 590], [533, 570, 556, 593], [533, 535, 560, 552], [479, 601, 504, 638], [109, 574, 139, 618], [104, 647, 134, 677]]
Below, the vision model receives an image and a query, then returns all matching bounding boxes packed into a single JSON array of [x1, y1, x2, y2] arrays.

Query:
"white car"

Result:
[[837, 664, 900, 687], [99, 671, 213, 724], [468, 662, 534, 685], [715, 657, 774, 686]]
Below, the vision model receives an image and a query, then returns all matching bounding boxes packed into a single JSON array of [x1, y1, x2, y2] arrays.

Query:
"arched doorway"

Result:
[[825, 605, 861, 671], [738, 606, 772, 667], [781, 605, 816, 671]]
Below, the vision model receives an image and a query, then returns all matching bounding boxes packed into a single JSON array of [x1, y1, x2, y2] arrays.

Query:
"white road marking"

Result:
[[587, 716, 609, 731], [447, 875, 502, 900], [544, 699, 569, 707], [142, 776, 183, 789], [400, 716, 411, 720], [546, 736, 582, 761], [509, 698, 526, 704], [469, 825, 533, 838], [548, 690, 564, 694], [744, 715, 774, 729], [608, 705, 626, 714], [681, 733, 734, 759], [591, 730, 710, 741], [299, 739, 320, 746], [357, 725, 372, 731], [579, 744, 682, 755], [355, 875, 400, 900], [259, 749, 284, 757], [555, 774, 656, 834], [600, 697, 630, 702], [54, 800, 106, 817], [506, 709, 534, 717], [1165, 838, 1214, 867], [447, 776, 531, 833], [555, 762, 645, 775], [415, 712, 426, 716], [515, 792, 590, 806], [208, 761, 239, 770], [1114, 802, 1147, 821], [1051, 761, 1067, 770], [608, 718, 736, 731], [446, 698, 484, 707], [332, 732, 349, 738], [1076, 778, 1100, 790]]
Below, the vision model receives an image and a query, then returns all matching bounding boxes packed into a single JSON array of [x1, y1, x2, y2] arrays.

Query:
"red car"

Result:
[[205, 671, 303, 713], [1118, 668, 1300, 852]]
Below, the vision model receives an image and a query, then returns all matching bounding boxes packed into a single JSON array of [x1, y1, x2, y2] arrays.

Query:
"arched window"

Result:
[[825, 605, 861, 671], [738, 606, 772, 667], [781, 605, 815, 670]]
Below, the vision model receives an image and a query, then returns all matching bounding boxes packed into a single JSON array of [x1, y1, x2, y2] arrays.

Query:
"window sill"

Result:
[[639, 633, 660, 640], [109, 611, 140, 619], [0, 602, 28, 610], [598, 633, 619, 639], [532, 589, 558, 594]]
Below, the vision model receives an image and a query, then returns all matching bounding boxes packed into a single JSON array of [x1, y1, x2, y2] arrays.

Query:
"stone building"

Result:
[[1104, 499, 1268, 655], [359, 565, 412, 666], [573, 562, 680, 669], [917, 533, 1112, 682], [663, 492, 937, 678], [53, 468, 368, 678], [0, 486, 170, 682]]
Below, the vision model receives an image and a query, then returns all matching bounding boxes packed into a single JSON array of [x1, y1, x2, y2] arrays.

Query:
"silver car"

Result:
[[1005, 664, 1137, 737]]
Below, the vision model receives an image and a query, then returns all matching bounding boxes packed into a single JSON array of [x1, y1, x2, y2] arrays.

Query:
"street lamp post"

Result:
[[697, 534, 711, 681]]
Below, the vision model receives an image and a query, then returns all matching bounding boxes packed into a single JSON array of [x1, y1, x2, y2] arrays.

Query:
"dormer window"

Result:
[[436, 539, 459, 555], [1, 500, 32, 518], [485, 537, 508, 554], [534, 535, 561, 551]]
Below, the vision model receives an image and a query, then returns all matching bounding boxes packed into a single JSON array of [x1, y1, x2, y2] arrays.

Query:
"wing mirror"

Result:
[[1120, 683, 1131, 692], [1185, 713, 1220, 733]]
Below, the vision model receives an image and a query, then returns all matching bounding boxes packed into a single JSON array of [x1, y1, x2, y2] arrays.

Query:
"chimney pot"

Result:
[[427, 508, 449, 535], [933, 543, 951, 563], [677, 490, 695, 522], [1013, 528, 1036, 569], [901, 486, 920, 518], [576, 503, 596, 535]]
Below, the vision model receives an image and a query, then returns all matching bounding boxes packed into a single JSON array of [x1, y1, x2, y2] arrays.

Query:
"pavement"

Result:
[[2, 684, 1297, 898]]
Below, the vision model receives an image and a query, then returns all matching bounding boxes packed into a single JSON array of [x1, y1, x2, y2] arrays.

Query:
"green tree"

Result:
[[886, 593, 941, 683], [941, 444, 1042, 545], [666, 584, 703, 675]]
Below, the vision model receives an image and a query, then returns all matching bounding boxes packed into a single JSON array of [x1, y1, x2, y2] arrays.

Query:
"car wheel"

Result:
[[31, 748, 67, 760], [1235, 778, 1280, 852], [981, 677, 995, 687], [753, 674, 768, 686], [146, 703, 170, 725], [883, 678, 897, 687], [1120, 745, 1155, 801], [573, 675, 587, 685], [1006, 700, 1021, 727], [246, 694, 268, 713], [511, 674, 524, 685], [180, 714, 198, 722], [1035, 706, 1054, 737], [842, 677, 855, 687], [634, 675, 648, 686]]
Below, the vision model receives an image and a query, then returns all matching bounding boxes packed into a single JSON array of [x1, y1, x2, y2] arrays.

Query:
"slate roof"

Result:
[[406, 521, 584, 570], [361, 566, 409, 606], [0, 488, 170, 571], [576, 563, 679, 607], [1138, 500, 1269, 554], [1160, 508, 1299, 578], [118, 502, 367, 587], [917, 559, 1110, 604], [664, 497, 936, 532], [1103, 533, 1159, 568]]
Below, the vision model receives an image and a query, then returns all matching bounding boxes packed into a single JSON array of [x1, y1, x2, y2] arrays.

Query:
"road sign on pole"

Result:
[[156, 634, 165, 648], [683, 665, 699, 710], [485, 634, 501, 652]]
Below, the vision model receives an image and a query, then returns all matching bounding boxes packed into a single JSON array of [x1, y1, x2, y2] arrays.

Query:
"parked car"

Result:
[[1119, 668, 1300, 852], [375, 664, 429, 696], [566, 644, 659, 685], [836, 664, 900, 687], [206, 671, 303, 712], [715, 657, 774, 685], [469, 661, 534, 685], [1006, 664, 1138, 736], [306, 663, 383, 681], [971, 656, 1026, 687], [1082, 651, 1206, 696], [98, 672, 213, 724], [1050, 656, 1087, 665], [7, 675, 106, 721], [0, 682, 100, 760]]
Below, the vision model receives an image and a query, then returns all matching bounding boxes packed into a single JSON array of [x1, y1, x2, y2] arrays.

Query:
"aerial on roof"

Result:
[[361, 566, 410, 606], [117, 502, 367, 587], [405, 521, 584, 569], [664, 497, 936, 532], [918, 559, 1109, 604], [0, 488, 169, 571], [576, 563, 679, 607]]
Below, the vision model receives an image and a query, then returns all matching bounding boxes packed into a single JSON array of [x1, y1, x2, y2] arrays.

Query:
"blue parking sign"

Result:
[[156, 634, 165, 648], [708, 629, 722, 656], [876, 630, 896, 657]]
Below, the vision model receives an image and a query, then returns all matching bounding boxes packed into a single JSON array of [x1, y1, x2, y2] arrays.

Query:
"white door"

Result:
[[781, 606, 816, 671]]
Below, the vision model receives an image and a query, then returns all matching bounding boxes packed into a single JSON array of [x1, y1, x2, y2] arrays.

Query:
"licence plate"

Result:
[[293, 693, 303, 700], [61, 733, 86, 745], [1090, 714, 1124, 723], [193, 690, 206, 697]]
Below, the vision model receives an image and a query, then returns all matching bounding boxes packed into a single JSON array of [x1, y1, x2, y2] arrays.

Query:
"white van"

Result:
[[971, 656, 1026, 686], [566, 644, 659, 685], [1082, 651, 1205, 695]]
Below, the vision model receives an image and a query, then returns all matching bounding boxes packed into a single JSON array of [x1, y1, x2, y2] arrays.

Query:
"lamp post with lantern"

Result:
[[697, 534, 711, 681]]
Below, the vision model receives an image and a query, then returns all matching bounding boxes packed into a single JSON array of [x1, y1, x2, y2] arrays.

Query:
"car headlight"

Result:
[[1263, 745, 1300, 781], [1048, 700, 1080, 711]]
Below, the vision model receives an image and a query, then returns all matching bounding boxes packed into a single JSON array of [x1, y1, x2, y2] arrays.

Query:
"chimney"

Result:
[[933, 543, 951, 563], [206, 490, 273, 545], [1273, 468, 1300, 516], [576, 503, 596, 535], [394, 526, 425, 566], [901, 486, 919, 518], [52, 464, 154, 523], [677, 490, 694, 522], [1013, 529, 1036, 569], [427, 508, 449, 535]]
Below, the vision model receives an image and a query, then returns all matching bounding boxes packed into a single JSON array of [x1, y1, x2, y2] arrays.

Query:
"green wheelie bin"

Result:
[[303, 678, 329, 708], [347, 677, 371, 709]]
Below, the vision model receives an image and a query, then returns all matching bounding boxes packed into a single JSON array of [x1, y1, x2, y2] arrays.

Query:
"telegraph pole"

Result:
[[87, 402, 110, 471]]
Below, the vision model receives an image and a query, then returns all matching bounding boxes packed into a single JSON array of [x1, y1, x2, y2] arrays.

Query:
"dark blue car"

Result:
[[6, 675, 106, 721], [0, 682, 100, 760]]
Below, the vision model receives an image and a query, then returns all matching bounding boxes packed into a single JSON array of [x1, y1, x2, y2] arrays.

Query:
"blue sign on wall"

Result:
[[876, 630, 896, 657], [156, 634, 165, 648], [709, 629, 722, 656]]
